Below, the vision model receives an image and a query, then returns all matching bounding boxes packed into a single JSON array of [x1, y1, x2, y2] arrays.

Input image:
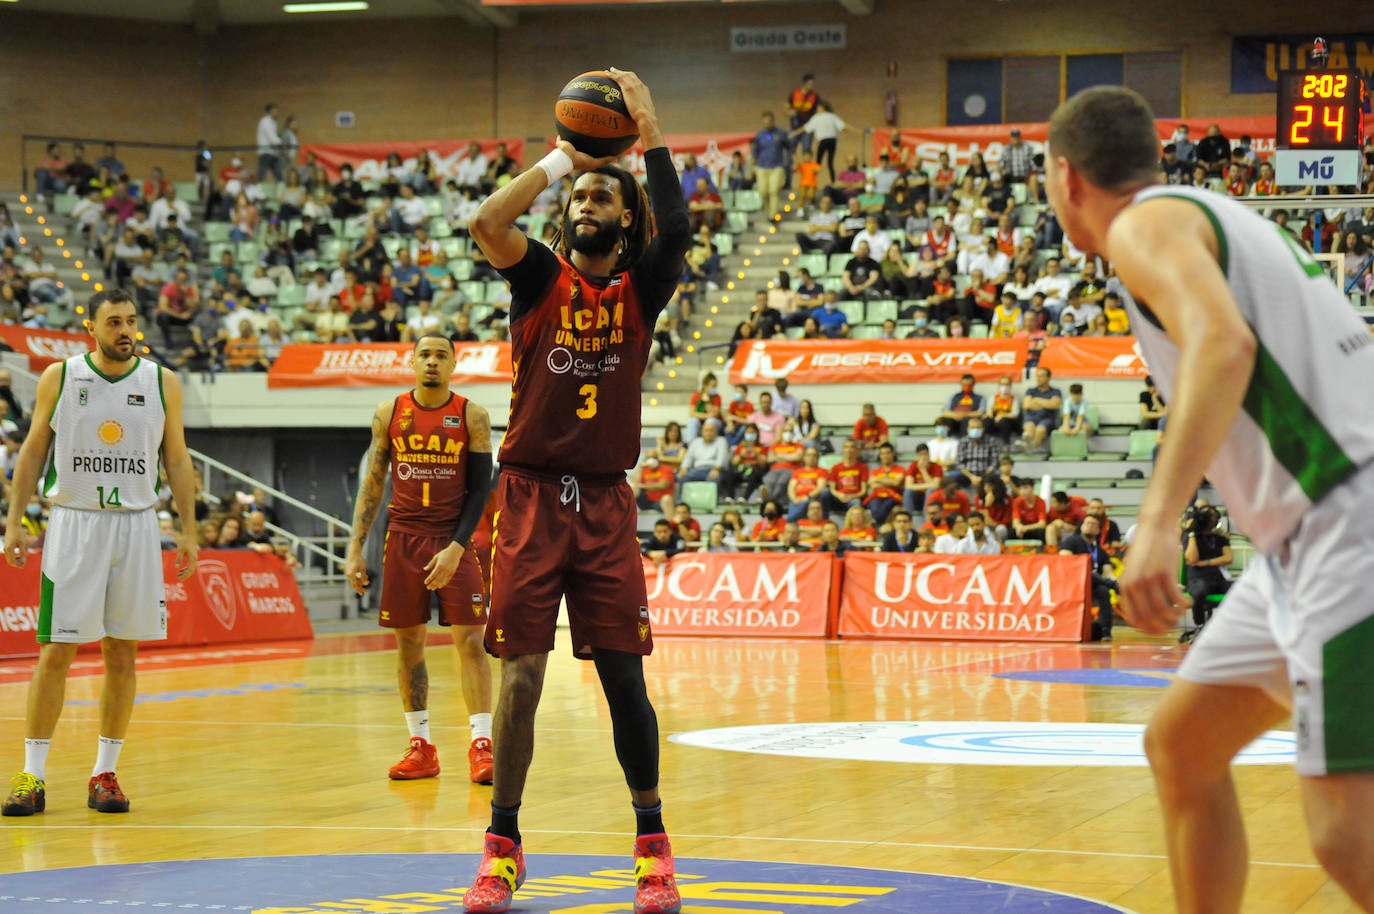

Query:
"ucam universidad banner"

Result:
[[838, 552, 1092, 642], [641, 551, 835, 638]]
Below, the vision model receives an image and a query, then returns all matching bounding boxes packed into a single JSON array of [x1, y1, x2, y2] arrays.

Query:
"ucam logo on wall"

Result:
[[642, 552, 835, 637]]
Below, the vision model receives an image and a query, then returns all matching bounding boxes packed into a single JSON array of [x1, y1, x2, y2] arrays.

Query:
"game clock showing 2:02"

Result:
[[1276, 68, 1367, 151]]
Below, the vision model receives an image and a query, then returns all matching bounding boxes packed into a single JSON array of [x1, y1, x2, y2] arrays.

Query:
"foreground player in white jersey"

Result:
[[3, 289, 198, 817], [1046, 86, 1374, 913]]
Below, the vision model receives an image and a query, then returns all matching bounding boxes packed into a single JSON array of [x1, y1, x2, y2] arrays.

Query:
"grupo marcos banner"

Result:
[[729, 338, 1028, 386], [0, 324, 91, 371], [642, 551, 835, 638], [301, 138, 526, 184], [267, 342, 512, 389], [838, 552, 1091, 642], [1039, 336, 1149, 379], [872, 115, 1278, 171], [0, 550, 312, 659]]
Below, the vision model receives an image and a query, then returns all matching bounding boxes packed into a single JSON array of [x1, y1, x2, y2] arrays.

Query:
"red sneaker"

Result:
[[633, 833, 681, 914], [462, 833, 525, 913], [389, 737, 440, 780], [88, 772, 130, 813], [468, 738, 494, 785]]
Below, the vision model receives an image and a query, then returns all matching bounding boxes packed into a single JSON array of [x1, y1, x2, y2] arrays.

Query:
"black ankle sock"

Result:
[[490, 803, 521, 843], [633, 801, 664, 836]]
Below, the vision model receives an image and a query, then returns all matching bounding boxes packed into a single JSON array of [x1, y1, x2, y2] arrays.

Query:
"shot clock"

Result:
[[1273, 67, 1367, 187]]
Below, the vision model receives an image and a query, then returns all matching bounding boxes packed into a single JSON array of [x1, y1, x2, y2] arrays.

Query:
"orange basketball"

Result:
[[554, 71, 638, 158]]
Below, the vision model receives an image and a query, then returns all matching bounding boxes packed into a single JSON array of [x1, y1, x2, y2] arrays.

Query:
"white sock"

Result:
[[470, 713, 492, 742], [92, 736, 123, 777], [24, 738, 51, 781], [405, 710, 430, 743]]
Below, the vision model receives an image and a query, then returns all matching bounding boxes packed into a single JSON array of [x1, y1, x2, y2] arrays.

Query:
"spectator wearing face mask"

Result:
[[718, 423, 770, 505], [722, 384, 754, 446], [950, 416, 1001, 490], [811, 290, 850, 338], [759, 425, 806, 505], [939, 373, 986, 436], [985, 374, 1021, 444], [632, 450, 676, 513], [747, 392, 787, 448], [926, 418, 960, 471], [751, 500, 787, 543]]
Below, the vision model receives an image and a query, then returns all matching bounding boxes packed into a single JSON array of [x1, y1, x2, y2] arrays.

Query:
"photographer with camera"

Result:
[[1059, 513, 1119, 641], [1180, 502, 1232, 643]]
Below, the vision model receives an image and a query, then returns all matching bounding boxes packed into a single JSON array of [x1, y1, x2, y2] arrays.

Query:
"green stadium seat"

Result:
[[459, 280, 487, 303], [319, 238, 345, 262], [1048, 431, 1089, 461], [381, 237, 404, 257], [1126, 429, 1158, 461], [441, 236, 469, 257], [450, 257, 474, 280], [795, 253, 827, 278], [839, 300, 865, 326], [732, 190, 763, 212], [680, 481, 718, 514], [275, 284, 307, 308], [429, 218, 453, 238], [425, 196, 444, 217], [850, 325, 883, 339], [54, 194, 79, 216], [468, 304, 494, 324], [866, 299, 898, 324], [174, 181, 199, 203], [714, 232, 734, 256], [485, 279, 508, 301], [204, 223, 233, 244], [725, 211, 750, 234], [969, 322, 990, 338], [785, 326, 806, 339], [827, 253, 851, 276], [819, 454, 844, 471]]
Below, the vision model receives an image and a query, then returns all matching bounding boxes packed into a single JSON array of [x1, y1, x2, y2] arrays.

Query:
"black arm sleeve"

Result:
[[499, 239, 561, 325], [633, 147, 693, 326], [452, 451, 493, 548]]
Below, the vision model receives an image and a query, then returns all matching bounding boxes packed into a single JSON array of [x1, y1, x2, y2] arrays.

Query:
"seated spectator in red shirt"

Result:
[[760, 426, 805, 504], [903, 443, 943, 517], [852, 403, 890, 460], [977, 475, 1014, 541], [840, 505, 878, 545], [985, 374, 1021, 443], [687, 176, 724, 232], [924, 475, 971, 519], [1011, 479, 1049, 542], [1046, 490, 1088, 549], [822, 438, 869, 515], [633, 450, 676, 513], [724, 383, 755, 444], [751, 500, 787, 543], [155, 267, 200, 347], [864, 442, 907, 527], [796, 500, 829, 544], [940, 373, 986, 435], [785, 446, 831, 522], [670, 503, 703, 545], [719, 423, 770, 505], [917, 502, 950, 537]]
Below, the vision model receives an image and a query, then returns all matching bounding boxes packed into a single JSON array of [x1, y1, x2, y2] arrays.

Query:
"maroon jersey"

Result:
[[387, 390, 470, 537], [499, 254, 654, 475]]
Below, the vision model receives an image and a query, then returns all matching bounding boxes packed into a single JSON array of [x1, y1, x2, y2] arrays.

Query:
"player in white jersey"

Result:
[[1045, 86, 1374, 913], [2, 289, 198, 817]]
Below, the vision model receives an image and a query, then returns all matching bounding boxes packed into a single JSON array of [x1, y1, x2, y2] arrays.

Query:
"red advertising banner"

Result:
[[728, 338, 1028, 386], [267, 342, 512, 389], [872, 115, 1278, 171], [539, 132, 757, 183], [300, 138, 526, 184], [838, 552, 1091, 642], [642, 551, 834, 638], [1039, 336, 1149, 379], [0, 550, 312, 659], [0, 324, 91, 371]]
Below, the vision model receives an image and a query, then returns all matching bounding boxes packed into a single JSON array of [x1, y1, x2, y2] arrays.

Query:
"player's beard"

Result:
[[98, 337, 135, 363], [565, 214, 621, 257]]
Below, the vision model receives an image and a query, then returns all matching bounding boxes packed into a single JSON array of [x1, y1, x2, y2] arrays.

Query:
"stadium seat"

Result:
[[425, 196, 444, 217], [526, 213, 548, 240], [725, 211, 750, 234], [839, 300, 865, 326], [1126, 429, 1157, 461], [732, 190, 763, 212], [785, 326, 806, 340], [441, 236, 469, 257], [468, 304, 494, 325], [969, 322, 990, 338], [681, 481, 718, 514], [450, 257, 474, 280], [459, 280, 487, 303], [174, 181, 199, 203], [819, 454, 844, 471], [827, 253, 851, 276], [795, 253, 827, 277], [54, 194, 79, 217], [381, 237, 404, 257], [485, 279, 507, 301], [851, 325, 882, 339], [866, 299, 898, 324], [1048, 431, 1089, 461], [275, 284, 306, 308], [204, 223, 233, 245], [714, 232, 733, 256]]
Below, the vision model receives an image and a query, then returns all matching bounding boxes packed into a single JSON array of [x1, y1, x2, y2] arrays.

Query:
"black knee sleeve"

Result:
[[591, 648, 660, 792]]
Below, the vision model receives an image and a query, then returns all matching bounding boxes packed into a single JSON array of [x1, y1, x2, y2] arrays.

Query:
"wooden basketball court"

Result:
[[0, 628, 1354, 913]]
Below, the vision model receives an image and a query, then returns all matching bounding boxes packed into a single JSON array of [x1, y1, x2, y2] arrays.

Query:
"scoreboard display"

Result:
[[1276, 69, 1366, 150]]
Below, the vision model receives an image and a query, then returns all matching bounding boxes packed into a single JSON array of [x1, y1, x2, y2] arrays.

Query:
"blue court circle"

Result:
[[0, 853, 1136, 913]]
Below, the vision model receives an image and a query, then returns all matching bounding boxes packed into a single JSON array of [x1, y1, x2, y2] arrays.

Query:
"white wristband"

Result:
[[536, 148, 574, 187]]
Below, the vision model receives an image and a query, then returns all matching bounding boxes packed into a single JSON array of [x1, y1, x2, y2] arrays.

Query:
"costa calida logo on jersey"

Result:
[[97, 419, 125, 446]]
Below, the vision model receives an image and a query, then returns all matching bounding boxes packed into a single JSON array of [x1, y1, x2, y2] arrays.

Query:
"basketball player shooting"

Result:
[[1046, 86, 1374, 912], [459, 67, 690, 914]]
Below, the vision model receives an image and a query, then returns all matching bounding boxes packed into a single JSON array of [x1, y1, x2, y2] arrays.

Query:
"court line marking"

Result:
[[0, 824, 1320, 871]]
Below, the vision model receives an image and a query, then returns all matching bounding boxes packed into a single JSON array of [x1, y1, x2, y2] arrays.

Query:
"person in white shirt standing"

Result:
[[256, 102, 282, 182], [796, 101, 849, 185]]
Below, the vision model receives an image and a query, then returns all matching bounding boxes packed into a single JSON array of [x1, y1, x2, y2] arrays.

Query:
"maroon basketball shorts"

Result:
[[487, 467, 652, 658], [379, 530, 487, 629]]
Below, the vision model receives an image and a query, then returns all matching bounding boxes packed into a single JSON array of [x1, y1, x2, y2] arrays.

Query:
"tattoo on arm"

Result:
[[467, 403, 493, 453], [351, 408, 391, 548]]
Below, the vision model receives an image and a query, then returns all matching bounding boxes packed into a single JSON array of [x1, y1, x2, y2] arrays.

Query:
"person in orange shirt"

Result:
[[1011, 478, 1049, 543], [1046, 490, 1088, 548], [760, 426, 805, 504], [864, 442, 907, 526], [852, 403, 890, 461], [924, 475, 971, 519], [794, 148, 821, 214], [786, 446, 831, 521], [632, 450, 676, 512], [840, 504, 878, 545], [985, 374, 1021, 444], [796, 500, 828, 544], [723, 384, 754, 445], [751, 500, 787, 543], [823, 438, 869, 515]]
